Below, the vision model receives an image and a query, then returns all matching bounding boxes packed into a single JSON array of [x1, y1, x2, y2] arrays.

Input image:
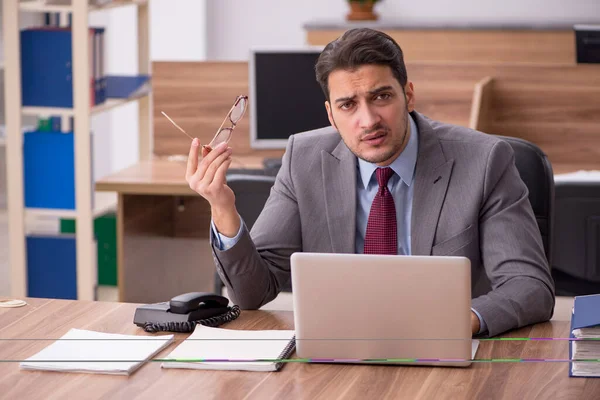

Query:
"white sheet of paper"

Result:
[[472, 339, 479, 359], [20, 328, 174, 375]]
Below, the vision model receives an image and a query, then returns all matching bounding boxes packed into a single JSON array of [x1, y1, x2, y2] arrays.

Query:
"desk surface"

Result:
[[95, 156, 267, 195], [1, 297, 599, 399]]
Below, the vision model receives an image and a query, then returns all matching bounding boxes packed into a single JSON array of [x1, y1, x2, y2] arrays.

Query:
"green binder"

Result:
[[60, 212, 117, 286]]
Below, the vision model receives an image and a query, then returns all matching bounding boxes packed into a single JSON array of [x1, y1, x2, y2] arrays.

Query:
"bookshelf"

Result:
[[2, 0, 152, 300]]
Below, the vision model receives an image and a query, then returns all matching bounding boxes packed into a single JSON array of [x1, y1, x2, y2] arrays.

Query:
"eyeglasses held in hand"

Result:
[[161, 94, 248, 152]]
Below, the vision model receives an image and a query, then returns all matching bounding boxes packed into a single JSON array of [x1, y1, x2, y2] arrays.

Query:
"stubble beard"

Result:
[[354, 110, 409, 165]]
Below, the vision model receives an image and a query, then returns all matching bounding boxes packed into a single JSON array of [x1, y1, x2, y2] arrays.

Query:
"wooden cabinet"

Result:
[[304, 22, 577, 65]]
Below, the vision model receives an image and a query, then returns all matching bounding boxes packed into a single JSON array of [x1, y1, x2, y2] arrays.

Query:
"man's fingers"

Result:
[[186, 138, 200, 180], [193, 145, 232, 187], [194, 141, 229, 181], [213, 157, 232, 187]]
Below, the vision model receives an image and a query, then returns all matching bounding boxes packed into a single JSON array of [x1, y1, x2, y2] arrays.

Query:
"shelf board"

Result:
[[91, 93, 149, 115], [19, 0, 148, 13], [25, 191, 117, 219], [21, 92, 150, 117]]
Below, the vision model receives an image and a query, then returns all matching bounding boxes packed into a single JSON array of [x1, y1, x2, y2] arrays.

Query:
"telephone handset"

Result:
[[133, 292, 240, 333]]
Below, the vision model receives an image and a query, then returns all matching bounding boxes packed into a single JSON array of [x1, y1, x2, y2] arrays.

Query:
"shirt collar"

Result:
[[357, 113, 419, 189]]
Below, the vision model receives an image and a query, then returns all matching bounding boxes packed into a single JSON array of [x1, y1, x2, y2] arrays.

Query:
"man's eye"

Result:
[[340, 102, 354, 110], [376, 93, 391, 100]]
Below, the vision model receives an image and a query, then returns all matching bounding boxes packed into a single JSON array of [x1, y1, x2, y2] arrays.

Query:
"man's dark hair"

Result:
[[315, 28, 408, 101]]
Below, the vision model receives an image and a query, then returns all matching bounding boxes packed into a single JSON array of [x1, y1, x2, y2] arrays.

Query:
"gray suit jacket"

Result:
[[211, 111, 555, 337]]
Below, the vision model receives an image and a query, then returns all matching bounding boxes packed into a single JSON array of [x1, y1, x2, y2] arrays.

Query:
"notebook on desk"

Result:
[[161, 325, 296, 372], [20, 328, 174, 375]]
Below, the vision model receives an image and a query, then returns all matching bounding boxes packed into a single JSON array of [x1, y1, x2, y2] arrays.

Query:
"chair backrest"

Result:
[[494, 135, 554, 264], [213, 174, 277, 293], [228, 174, 277, 230]]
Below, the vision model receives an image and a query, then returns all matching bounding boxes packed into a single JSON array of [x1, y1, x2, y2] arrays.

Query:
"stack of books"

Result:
[[569, 294, 600, 377]]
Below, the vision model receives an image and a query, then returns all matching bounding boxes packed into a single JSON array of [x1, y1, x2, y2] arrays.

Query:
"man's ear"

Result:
[[325, 101, 337, 130], [404, 81, 415, 113]]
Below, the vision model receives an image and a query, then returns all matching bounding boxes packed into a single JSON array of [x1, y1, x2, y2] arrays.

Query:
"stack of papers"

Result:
[[572, 327, 600, 377], [20, 328, 174, 375], [161, 325, 296, 372], [569, 294, 600, 378]]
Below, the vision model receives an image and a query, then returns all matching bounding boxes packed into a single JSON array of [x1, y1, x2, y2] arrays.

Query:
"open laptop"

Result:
[[290, 252, 477, 367]]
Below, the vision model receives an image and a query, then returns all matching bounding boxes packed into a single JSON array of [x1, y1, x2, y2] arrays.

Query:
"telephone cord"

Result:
[[141, 305, 241, 333]]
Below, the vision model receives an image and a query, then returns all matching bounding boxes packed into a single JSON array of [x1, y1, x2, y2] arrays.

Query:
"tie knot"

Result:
[[375, 167, 394, 188]]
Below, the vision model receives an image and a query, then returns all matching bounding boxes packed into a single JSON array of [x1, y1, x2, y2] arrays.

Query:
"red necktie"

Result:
[[364, 167, 397, 255]]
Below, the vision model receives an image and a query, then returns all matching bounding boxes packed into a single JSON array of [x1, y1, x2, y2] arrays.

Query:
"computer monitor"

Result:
[[249, 47, 331, 149], [574, 25, 600, 64]]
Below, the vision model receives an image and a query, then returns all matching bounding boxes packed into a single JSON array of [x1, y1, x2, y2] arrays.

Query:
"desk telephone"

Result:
[[133, 292, 240, 333]]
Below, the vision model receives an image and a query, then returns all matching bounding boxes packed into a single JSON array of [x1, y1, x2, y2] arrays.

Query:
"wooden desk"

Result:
[[96, 158, 267, 303], [1, 297, 599, 399], [96, 157, 267, 195]]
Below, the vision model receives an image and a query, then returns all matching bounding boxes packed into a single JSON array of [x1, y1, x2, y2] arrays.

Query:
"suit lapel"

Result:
[[322, 140, 357, 253], [411, 112, 454, 256]]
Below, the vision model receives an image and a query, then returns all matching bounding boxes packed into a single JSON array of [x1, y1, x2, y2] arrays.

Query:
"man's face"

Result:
[[325, 64, 415, 166]]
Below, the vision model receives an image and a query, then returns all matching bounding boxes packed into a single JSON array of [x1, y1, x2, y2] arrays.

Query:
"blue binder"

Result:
[[569, 294, 600, 377], [21, 28, 74, 108], [23, 130, 93, 210], [105, 75, 150, 99], [21, 27, 105, 108], [24, 130, 75, 209], [27, 234, 77, 300]]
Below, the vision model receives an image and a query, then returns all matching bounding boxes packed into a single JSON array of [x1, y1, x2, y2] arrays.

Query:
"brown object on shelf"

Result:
[[347, 1, 378, 21]]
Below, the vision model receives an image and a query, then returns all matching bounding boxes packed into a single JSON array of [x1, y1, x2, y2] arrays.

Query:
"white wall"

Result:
[[90, 6, 138, 180], [206, 0, 600, 60], [206, 0, 346, 60], [151, 0, 207, 61]]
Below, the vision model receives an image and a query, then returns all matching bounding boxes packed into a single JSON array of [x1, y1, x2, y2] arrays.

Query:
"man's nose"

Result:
[[358, 105, 381, 130]]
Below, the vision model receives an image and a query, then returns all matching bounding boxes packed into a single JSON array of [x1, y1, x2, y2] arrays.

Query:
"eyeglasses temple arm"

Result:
[[161, 111, 194, 141]]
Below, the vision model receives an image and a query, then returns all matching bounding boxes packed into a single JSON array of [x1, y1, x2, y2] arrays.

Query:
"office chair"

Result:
[[212, 174, 294, 293], [551, 181, 600, 296], [495, 135, 554, 264]]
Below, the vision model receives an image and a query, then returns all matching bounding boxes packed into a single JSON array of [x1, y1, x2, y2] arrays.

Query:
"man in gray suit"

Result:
[[185, 28, 554, 337]]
